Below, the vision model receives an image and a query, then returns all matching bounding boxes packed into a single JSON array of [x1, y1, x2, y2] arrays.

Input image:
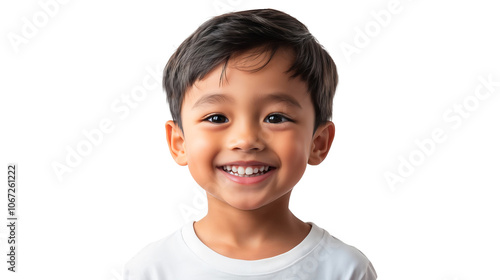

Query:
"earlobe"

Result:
[[308, 121, 335, 165], [165, 120, 188, 166]]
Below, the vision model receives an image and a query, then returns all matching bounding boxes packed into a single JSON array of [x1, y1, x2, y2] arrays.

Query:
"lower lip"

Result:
[[218, 168, 275, 185]]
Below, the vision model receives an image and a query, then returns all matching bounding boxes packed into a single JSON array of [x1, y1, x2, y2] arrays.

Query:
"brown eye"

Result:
[[205, 114, 228, 124], [265, 114, 291, 124]]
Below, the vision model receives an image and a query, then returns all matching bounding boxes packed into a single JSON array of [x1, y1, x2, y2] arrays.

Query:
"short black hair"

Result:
[[163, 8, 338, 132]]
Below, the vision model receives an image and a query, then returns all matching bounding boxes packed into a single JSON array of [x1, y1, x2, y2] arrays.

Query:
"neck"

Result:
[[194, 191, 310, 256]]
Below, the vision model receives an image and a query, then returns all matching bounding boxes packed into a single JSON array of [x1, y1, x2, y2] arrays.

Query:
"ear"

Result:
[[308, 121, 335, 165], [165, 120, 187, 166]]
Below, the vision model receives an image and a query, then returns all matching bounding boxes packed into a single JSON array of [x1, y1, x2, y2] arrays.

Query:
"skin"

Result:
[[165, 47, 335, 260]]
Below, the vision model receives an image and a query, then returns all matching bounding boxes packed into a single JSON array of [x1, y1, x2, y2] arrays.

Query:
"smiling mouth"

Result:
[[218, 165, 275, 177]]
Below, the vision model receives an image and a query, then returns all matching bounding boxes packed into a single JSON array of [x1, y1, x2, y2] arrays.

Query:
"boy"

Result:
[[125, 8, 376, 279]]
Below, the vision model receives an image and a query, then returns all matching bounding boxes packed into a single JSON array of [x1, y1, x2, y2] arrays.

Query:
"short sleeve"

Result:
[[360, 261, 377, 280], [123, 262, 137, 280], [123, 265, 131, 280]]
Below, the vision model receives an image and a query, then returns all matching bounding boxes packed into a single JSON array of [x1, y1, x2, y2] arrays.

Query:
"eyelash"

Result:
[[204, 114, 228, 124], [264, 114, 293, 124], [202, 113, 293, 124]]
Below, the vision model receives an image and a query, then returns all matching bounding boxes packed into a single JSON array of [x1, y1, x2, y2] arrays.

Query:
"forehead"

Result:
[[183, 48, 310, 107]]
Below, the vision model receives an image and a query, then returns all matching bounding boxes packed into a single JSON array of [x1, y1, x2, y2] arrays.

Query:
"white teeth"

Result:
[[238, 166, 245, 175], [245, 167, 253, 175], [221, 165, 272, 177]]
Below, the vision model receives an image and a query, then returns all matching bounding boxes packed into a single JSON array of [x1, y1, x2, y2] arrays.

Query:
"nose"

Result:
[[227, 119, 266, 152]]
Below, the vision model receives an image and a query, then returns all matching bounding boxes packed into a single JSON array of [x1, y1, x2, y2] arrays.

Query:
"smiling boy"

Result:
[[125, 9, 376, 279]]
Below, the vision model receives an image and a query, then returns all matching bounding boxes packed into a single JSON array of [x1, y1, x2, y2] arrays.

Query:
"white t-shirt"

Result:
[[124, 221, 377, 280]]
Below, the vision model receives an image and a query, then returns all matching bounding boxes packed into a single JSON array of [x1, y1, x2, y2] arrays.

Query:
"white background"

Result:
[[1, 0, 499, 279]]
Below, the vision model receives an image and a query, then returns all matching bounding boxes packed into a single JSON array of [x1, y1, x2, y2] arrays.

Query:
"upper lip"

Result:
[[218, 161, 275, 167]]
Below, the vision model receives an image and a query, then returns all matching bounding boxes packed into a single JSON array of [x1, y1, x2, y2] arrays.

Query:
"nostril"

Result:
[[230, 141, 265, 152], [227, 127, 266, 151], [233, 146, 264, 152]]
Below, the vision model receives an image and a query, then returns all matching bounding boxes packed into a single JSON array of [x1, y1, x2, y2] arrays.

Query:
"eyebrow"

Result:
[[191, 92, 302, 109], [263, 93, 302, 109], [192, 93, 235, 109]]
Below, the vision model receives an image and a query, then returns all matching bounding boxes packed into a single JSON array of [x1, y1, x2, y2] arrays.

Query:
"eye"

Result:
[[264, 114, 292, 124], [204, 114, 228, 124]]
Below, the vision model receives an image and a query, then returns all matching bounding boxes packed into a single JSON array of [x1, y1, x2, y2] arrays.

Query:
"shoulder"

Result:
[[312, 224, 377, 279], [123, 228, 183, 280]]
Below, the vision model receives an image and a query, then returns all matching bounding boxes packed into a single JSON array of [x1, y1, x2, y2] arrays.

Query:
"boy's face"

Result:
[[166, 48, 334, 211]]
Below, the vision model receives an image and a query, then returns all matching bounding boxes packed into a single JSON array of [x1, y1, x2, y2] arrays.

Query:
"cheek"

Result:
[[184, 130, 218, 177], [275, 132, 311, 176], [185, 128, 217, 157]]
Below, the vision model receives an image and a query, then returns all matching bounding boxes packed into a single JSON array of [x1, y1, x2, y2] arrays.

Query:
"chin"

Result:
[[224, 200, 264, 211], [231, 203, 267, 211], [223, 195, 280, 211]]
